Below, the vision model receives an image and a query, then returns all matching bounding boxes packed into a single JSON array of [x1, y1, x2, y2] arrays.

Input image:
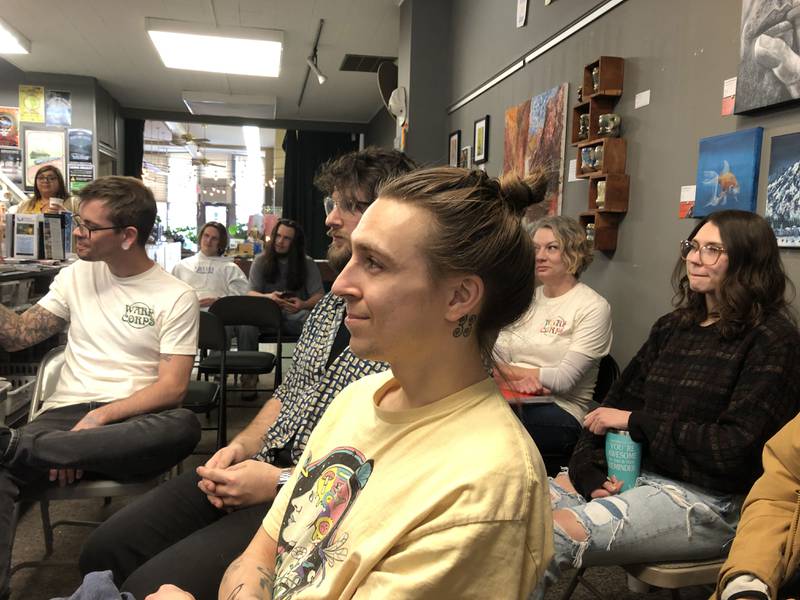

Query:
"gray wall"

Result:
[[365, 106, 396, 149], [443, 0, 800, 366]]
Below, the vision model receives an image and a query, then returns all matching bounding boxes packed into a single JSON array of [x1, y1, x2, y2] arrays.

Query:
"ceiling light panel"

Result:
[[146, 18, 283, 77], [0, 18, 30, 54]]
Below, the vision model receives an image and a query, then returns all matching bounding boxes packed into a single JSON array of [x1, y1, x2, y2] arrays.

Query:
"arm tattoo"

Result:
[[225, 584, 245, 600], [257, 566, 275, 592], [159, 353, 173, 362], [0, 304, 66, 352]]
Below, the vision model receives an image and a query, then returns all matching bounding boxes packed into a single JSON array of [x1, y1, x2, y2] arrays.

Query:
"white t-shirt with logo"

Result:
[[171, 253, 249, 302], [38, 260, 199, 411], [495, 282, 612, 422]]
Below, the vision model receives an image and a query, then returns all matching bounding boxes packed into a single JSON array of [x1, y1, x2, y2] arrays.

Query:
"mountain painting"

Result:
[[503, 83, 568, 221], [693, 127, 763, 218], [766, 131, 800, 247]]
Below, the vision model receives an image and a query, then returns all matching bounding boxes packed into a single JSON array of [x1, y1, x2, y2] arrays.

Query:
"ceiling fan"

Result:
[[172, 130, 210, 146], [192, 155, 226, 168]]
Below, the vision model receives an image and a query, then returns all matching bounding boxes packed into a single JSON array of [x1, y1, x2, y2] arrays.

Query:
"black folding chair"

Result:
[[202, 296, 282, 403], [183, 310, 228, 449]]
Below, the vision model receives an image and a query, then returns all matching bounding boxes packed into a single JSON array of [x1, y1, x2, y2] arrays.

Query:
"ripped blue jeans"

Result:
[[532, 470, 743, 599]]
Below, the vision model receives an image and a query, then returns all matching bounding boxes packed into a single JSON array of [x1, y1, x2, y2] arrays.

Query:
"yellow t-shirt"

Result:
[[16, 197, 77, 214], [262, 370, 553, 600]]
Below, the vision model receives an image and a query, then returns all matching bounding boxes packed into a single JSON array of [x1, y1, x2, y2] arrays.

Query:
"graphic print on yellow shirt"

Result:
[[274, 447, 373, 600]]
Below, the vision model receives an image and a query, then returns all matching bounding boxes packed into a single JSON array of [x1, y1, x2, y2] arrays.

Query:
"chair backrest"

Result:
[[593, 354, 620, 404], [209, 296, 283, 333], [29, 345, 67, 422], [198, 310, 227, 353]]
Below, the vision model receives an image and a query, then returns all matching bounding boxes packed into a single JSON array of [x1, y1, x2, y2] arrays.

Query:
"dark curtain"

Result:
[[123, 119, 145, 179], [282, 130, 358, 259]]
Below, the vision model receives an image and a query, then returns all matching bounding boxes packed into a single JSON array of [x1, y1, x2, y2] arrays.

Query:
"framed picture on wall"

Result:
[[460, 146, 472, 169], [23, 128, 67, 190], [473, 115, 489, 164], [735, 1, 800, 113], [448, 130, 461, 167], [762, 124, 800, 246], [693, 127, 763, 217]]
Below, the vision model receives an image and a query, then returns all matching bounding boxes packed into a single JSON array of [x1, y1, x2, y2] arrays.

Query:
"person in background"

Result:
[[532, 210, 800, 599], [15, 165, 77, 214], [171, 221, 248, 308], [716, 412, 800, 600], [79, 147, 416, 600], [494, 215, 612, 459], [150, 165, 554, 600], [244, 218, 323, 336]]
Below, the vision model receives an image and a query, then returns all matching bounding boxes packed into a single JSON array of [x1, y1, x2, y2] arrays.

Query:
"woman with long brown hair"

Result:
[[16, 165, 76, 214]]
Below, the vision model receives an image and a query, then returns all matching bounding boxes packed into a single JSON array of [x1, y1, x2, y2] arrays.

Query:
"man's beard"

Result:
[[326, 242, 351, 273]]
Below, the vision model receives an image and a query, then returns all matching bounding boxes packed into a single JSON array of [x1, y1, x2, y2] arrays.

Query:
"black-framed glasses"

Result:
[[36, 175, 58, 183], [323, 195, 371, 216], [73, 215, 122, 238], [680, 239, 726, 266]]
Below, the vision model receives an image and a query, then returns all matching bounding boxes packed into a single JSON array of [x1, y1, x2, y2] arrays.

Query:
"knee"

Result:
[[553, 508, 589, 542]]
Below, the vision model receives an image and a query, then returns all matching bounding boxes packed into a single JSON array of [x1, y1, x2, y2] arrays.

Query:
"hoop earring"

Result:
[[453, 314, 477, 338]]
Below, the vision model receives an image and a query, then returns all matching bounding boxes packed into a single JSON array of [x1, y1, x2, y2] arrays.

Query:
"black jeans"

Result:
[[79, 470, 270, 600], [0, 403, 200, 593]]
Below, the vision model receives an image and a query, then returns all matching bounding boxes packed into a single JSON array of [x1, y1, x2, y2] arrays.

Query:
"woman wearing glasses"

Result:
[[493, 215, 612, 461], [534, 210, 800, 599], [16, 165, 76, 214]]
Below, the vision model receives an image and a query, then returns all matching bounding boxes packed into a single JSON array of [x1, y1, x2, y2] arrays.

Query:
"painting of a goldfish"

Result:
[[694, 128, 763, 217]]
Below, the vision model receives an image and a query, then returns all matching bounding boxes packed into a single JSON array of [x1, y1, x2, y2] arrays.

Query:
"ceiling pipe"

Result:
[[297, 19, 325, 107]]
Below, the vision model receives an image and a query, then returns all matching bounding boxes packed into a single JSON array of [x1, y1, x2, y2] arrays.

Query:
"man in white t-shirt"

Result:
[[171, 221, 248, 307], [0, 176, 201, 594]]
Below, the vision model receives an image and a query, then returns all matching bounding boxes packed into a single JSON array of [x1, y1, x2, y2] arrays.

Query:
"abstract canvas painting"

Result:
[[765, 130, 800, 246], [693, 127, 763, 217], [503, 82, 568, 221], [735, 0, 800, 113]]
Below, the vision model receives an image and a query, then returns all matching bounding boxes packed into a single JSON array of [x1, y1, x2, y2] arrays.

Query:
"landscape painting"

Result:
[[765, 130, 800, 246], [503, 82, 568, 221], [693, 127, 763, 217]]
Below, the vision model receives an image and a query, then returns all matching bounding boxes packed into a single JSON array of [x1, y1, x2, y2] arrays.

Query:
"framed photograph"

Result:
[[448, 130, 461, 167], [735, 1, 800, 113], [473, 115, 489, 164], [693, 127, 763, 217], [23, 128, 66, 190], [761, 123, 800, 246], [459, 146, 472, 169]]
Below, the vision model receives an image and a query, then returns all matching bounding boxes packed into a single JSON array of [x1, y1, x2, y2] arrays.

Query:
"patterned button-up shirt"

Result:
[[255, 292, 388, 465]]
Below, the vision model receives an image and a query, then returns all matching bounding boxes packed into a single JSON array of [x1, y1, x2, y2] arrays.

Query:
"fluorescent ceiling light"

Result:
[[146, 18, 282, 77], [0, 18, 30, 54], [242, 126, 262, 157]]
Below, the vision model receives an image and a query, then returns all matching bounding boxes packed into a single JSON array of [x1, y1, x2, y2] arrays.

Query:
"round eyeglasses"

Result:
[[679, 239, 726, 266], [323, 195, 371, 216]]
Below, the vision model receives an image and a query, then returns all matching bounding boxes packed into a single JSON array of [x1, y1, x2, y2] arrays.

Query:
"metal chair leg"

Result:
[[39, 500, 53, 556]]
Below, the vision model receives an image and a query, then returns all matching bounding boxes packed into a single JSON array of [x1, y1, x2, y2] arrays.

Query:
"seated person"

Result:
[[242, 218, 323, 338], [0, 176, 201, 596], [15, 165, 77, 214], [79, 147, 417, 600], [716, 412, 800, 600], [494, 215, 612, 457], [171, 221, 249, 308], [149, 166, 555, 600], [532, 210, 800, 599]]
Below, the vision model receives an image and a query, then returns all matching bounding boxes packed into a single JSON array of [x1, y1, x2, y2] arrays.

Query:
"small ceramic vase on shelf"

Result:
[[591, 67, 600, 93], [578, 114, 590, 140], [598, 113, 621, 137], [596, 180, 607, 210]]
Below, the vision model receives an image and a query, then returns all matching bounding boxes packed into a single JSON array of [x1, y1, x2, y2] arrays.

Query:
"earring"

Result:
[[453, 314, 477, 338]]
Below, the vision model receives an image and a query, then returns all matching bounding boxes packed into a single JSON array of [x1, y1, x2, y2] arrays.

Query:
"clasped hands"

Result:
[[195, 442, 281, 510], [249, 291, 303, 314], [49, 409, 105, 487]]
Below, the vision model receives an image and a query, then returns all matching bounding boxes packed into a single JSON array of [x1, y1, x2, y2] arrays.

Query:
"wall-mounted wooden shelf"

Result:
[[583, 56, 624, 98], [576, 137, 627, 178], [570, 97, 617, 145]]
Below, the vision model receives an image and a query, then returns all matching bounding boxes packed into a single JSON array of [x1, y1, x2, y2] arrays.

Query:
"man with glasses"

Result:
[[0, 176, 200, 596], [81, 147, 416, 600]]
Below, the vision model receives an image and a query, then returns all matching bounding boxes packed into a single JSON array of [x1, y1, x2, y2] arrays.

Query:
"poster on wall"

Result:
[[46, 90, 72, 127], [0, 148, 23, 185], [693, 127, 763, 217], [68, 162, 94, 193], [68, 128, 93, 162], [0, 107, 19, 147], [735, 0, 800, 113], [765, 131, 800, 246], [18, 85, 45, 123], [503, 82, 569, 221], [23, 128, 66, 190]]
